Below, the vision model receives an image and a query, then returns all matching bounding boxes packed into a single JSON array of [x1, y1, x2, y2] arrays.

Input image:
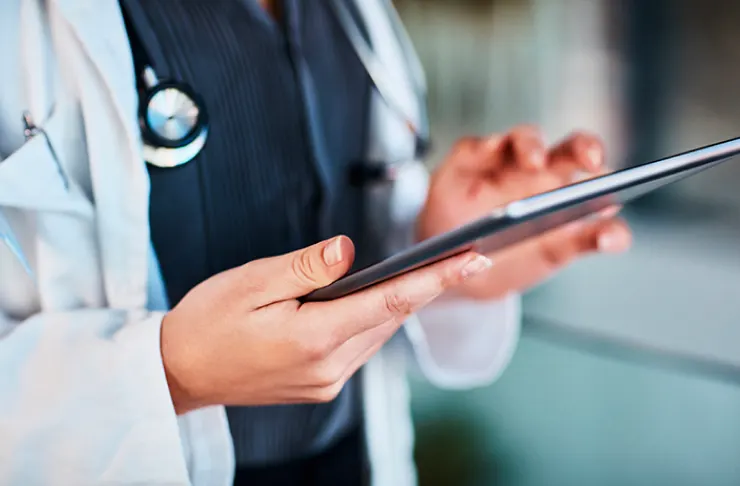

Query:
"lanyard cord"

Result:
[[118, 0, 172, 82]]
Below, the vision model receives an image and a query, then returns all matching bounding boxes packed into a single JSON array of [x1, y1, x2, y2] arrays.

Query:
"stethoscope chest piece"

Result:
[[139, 67, 209, 168]]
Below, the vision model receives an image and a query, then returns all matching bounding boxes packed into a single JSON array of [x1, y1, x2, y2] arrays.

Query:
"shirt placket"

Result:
[[282, 0, 337, 241]]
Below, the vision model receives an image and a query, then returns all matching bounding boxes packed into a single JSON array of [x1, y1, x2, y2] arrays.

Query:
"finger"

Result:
[[312, 319, 399, 393], [442, 135, 506, 176], [508, 125, 547, 170], [551, 165, 610, 192], [594, 219, 632, 253], [456, 134, 510, 174], [298, 340, 386, 405], [537, 217, 631, 269], [337, 340, 385, 386], [301, 251, 492, 345], [597, 205, 623, 219], [294, 320, 400, 404], [441, 136, 484, 172], [334, 317, 399, 371], [463, 217, 630, 300], [548, 132, 605, 181], [445, 128, 546, 176], [474, 134, 507, 172], [241, 235, 355, 307]]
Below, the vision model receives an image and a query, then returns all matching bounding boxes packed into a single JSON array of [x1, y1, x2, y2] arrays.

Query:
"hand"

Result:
[[417, 125, 632, 300], [160, 236, 492, 414]]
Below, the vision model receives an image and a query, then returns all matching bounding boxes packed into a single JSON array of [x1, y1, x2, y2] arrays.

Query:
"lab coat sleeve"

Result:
[[403, 295, 521, 389], [384, 161, 522, 389], [0, 308, 220, 485]]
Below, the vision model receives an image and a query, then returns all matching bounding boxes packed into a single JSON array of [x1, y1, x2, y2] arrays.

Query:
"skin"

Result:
[[162, 237, 491, 414], [418, 126, 632, 299], [162, 127, 632, 414], [163, 0, 633, 416], [251, 2, 632, 291]]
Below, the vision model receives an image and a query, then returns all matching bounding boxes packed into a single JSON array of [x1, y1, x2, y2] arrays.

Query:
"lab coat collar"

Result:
[[52, 0, 139, 136]]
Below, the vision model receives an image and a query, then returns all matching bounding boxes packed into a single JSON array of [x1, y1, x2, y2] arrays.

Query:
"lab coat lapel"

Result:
[[0, 0, 90, 215], [52, 0, 139, 128], [51, 0, 151, 310]]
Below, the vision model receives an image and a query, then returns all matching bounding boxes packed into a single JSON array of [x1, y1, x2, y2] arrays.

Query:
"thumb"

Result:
[[244, 236, 355, 305]]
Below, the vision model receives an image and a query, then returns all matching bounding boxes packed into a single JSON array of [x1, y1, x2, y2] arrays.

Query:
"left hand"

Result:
[[417, 125, 632, 300]]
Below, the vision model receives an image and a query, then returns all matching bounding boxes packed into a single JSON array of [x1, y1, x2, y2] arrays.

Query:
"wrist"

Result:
[[160, 311, 207, 415]]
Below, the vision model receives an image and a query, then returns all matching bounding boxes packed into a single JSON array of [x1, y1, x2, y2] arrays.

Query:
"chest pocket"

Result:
[[0, 106, 96, 314], [0, 109, 93, 217]]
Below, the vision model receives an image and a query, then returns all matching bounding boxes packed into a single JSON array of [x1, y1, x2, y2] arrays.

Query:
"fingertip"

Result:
[[511, 132, 546, 170], [529, 147, 546, 169], [596, 223, 632, 253], [248, 236, 357, 305], [459, 253, 494, 280], [574, 134, 605, 172], [511, 124, 542, 140], [322, 235, 355, 267], [337, 235, 356, 261], [482, 134, 505, 153], [597, 205, 622, 219], [586, 144, 604, 171], [315, 237, 354, 291]]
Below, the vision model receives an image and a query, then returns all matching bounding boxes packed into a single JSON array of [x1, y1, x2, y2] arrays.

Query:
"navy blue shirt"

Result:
[[124, 0, 375, 466]]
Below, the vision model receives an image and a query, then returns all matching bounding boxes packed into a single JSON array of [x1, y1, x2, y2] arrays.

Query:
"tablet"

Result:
[[303, 136, 740, 302]]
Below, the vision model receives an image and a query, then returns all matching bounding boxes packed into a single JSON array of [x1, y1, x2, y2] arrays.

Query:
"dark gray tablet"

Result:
[[303, 136, 740, 302]]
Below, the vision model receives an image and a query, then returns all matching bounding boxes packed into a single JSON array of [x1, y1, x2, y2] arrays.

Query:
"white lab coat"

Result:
[[0, 1, 520, 485]]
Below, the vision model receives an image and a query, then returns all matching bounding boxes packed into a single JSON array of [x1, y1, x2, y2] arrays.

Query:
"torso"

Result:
[[122, 0, 374, 468]]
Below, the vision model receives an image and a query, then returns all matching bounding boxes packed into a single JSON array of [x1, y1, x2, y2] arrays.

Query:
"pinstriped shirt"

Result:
[[126, 0, 376, 467]]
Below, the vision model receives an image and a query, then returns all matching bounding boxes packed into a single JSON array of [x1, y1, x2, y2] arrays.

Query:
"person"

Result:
[[0, 0, 631, 485]]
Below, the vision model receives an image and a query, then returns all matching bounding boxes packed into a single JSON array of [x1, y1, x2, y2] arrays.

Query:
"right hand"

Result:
[[161, 235, 493, 414]]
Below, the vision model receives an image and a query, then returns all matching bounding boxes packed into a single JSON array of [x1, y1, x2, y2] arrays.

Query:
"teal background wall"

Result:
[[395, 1, 740, 484], [411, 333, 740, 486]]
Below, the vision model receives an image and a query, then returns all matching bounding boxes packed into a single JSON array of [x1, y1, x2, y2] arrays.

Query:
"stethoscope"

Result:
[[120, 0, 210, 169], [137, 66, 210, 169], [2, 0, 429, 279], [121, 0, 430, 178]]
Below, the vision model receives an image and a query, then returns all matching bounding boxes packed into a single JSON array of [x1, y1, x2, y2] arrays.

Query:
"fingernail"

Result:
[[598, 206, 620, 219], [460, 255, 493, 279], [531, 148, 546, 168], [323, 237, 344, 266], [587, 146, 603, 169], [484, 135, 503, 151], [598, 232, 625, 253]]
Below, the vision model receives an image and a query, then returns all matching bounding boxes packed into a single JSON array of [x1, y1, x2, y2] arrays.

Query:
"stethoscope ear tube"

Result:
[[126, 0, 429, 170], [328, 0, 431, 158]]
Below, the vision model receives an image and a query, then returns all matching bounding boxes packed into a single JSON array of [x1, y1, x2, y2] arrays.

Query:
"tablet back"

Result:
[[304, 137, 740, 302]]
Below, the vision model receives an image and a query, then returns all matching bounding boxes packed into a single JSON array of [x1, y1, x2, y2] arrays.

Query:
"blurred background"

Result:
[[393, 0, 740, 485]]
